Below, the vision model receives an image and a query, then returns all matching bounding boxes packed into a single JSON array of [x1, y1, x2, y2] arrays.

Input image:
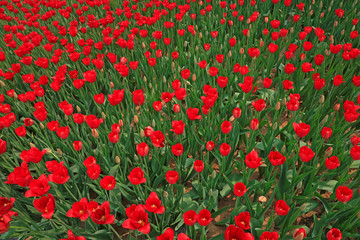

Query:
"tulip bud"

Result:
[[325, 147, 333, 158], [0, 80, 5, 87], [142, 42, 145, 49], [229, 116, 235, 123], [259, 196, 267, 203], [184, 41, 188, 48], [173, 104, 180, 113], [275, 101, 281, 111], [334, 103, 340, 111], [328, 7, 332, 12], [40, 123, 45, 129], [319, 95, 325, 104], [76, 106, 81, 113], [260, 40, 264, 48], [293, 228, 306, 240], [290, 27, 294, 34], [140, 129, 145, 137], [171, 62, 176, 70], [134, 115, 139, 124], [152, 119, 156, 128], [325, 49, 330, 56], [195, 46, 199, 52], [246, 18, 251, 24], [110, 81, 114, 88], [264, 17, 268, 23], [199, 32, 202, 39], [149, 83, 152, 88], [334, 21, 338, 27], [119, 119, 124, 127], [57, 148, 63, 156], [228, 50, 232, 58], [319, 1, 323, 8], [192, 73, 196, 81], [320, 12, 324, 18], [309, 10, 313, 16], [115, 156, 120, 164], [341, 29, 345, 35], [101, 112, 106, 120], [44, 148, 52, 154], [240, 48, 244, 54], [13, 92, 18, 99], [134, 154, 139, 161], [163, 191, 169, 199], [92, 129, 99, 138], [30, 142, 35, 148], [247, 30, 250, 37], [272, 122, 278, 130], [65, 115, 69, 121]]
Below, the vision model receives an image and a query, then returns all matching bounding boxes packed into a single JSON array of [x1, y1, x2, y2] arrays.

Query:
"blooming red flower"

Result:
[[245, 151, 263, 168], [87, 164, 101, 180], [128, 167, 146, 185], [90, 201, 115, 225], [335, 186, 353, 202], [60, 230, 86, 240], [170, 120, 185, 135], [299, 146, 315, 162], [293, 228, 307, 240], [20, 147, 47, 163], [275, 200, 289, 215], [293, 122, 310, 138], [67, 198, 89, 220], [234, 182, 247, 197], [172, 143, 183, 156], [25, 174, 51, 197], [157, 228, 174, 240], [260, 231, 279, 240], [33, 193, 55, 219], [150, 130, 165, 148], [165, 170, 179, 184], [85, 115, 103, 129], [183, 210, 197, 226], [133, 89, 145, 106], [194, 160, 204, 172], [225, 225, 255, 240], [198, 209, 212, 226], [235, 211, 251, 229], [221, 121, 232, 134], [327, 228, 342, 240], [108, 89, 125, 106], [137, 142, 149, 156], [123, 204, 150, 234], [350, 145, 360, 160], [145, 192, 165, 214], [5, 162, 33, 187], [219, 143, 231, 156], [268, 151, 286, 166], [252, 99, 266, 112], [100, 176, 116, 190], [48, 164, 70, 184], [325, 156, 340, 170], [187, 108, 201, 120]]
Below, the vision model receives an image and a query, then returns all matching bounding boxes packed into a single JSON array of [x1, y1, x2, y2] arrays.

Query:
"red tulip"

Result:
[[293, 122, 310, 138], [33, 194, 55, 219], [128, 167, 146, 185], [275, 200, 289, 215], [183, 210, 197, 226], [67, 197, 89, 220], [335, 186, 353, 202], [25, 174, 51, 197], [235, 211, 250, 229], [145, 192, 165, 214], [245, 151, 263, 168], [90, 201, 115, 225], [268, 151, 286, 166], [123, 204, 150, 234]]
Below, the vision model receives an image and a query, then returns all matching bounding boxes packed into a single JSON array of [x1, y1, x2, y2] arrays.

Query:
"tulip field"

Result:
[[1, 0, 360, 239]]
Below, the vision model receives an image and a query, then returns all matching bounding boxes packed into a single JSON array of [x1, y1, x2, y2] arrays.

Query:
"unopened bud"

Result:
[[184, 41, 188, 48], [92, 129, 99, 138], [0, 80, 5, 87], [264, 17, 269, 23], [171, 62, 176, 70], [152, 119, 156, 128], [57, 148, 63, 156], [192, 74, 196, 82], [320, 12, 324, 18], [240, 48, 244, 54], [341, 29, 345, 35], [328, 6, 332, 13], [101, 112, 106, 120], [319, 95, 325, 104], [143, 76, 147, 82], [65, 115, 69, 121], [76, 106, 81, 113], [44, 148, 52, 154], [119, 119, 124, 127], [228, 50, 232, 58], [199, 32, 202, 39], [30, 142, 35, 148], [40, 123, 45, 129], [134, 115, 139, 124], [275, 101, 281, 111], [272, 122, 278, 130], [140, 129, 145, 137], [110, 82, 114, 88], [259, 196, 267, 203], [319, 1, 323, 8], [163, 76, 166, 83], [334, 103, 340, 111], [163, 191, 169, 199], [309, 10, 314, 16], [334, 21, 338, 27], [229, 116, 235, 123], [293, 229, 306, 240], [260, 40, 264, 48], [115, 156, 120, 164], [195, 46, 199, 52], [142, 42, 145, 49], [325, 147, 333, 157], [325, 49, 331, 56], [13, 92, 18, 99], [290, 27, 294, 34]]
